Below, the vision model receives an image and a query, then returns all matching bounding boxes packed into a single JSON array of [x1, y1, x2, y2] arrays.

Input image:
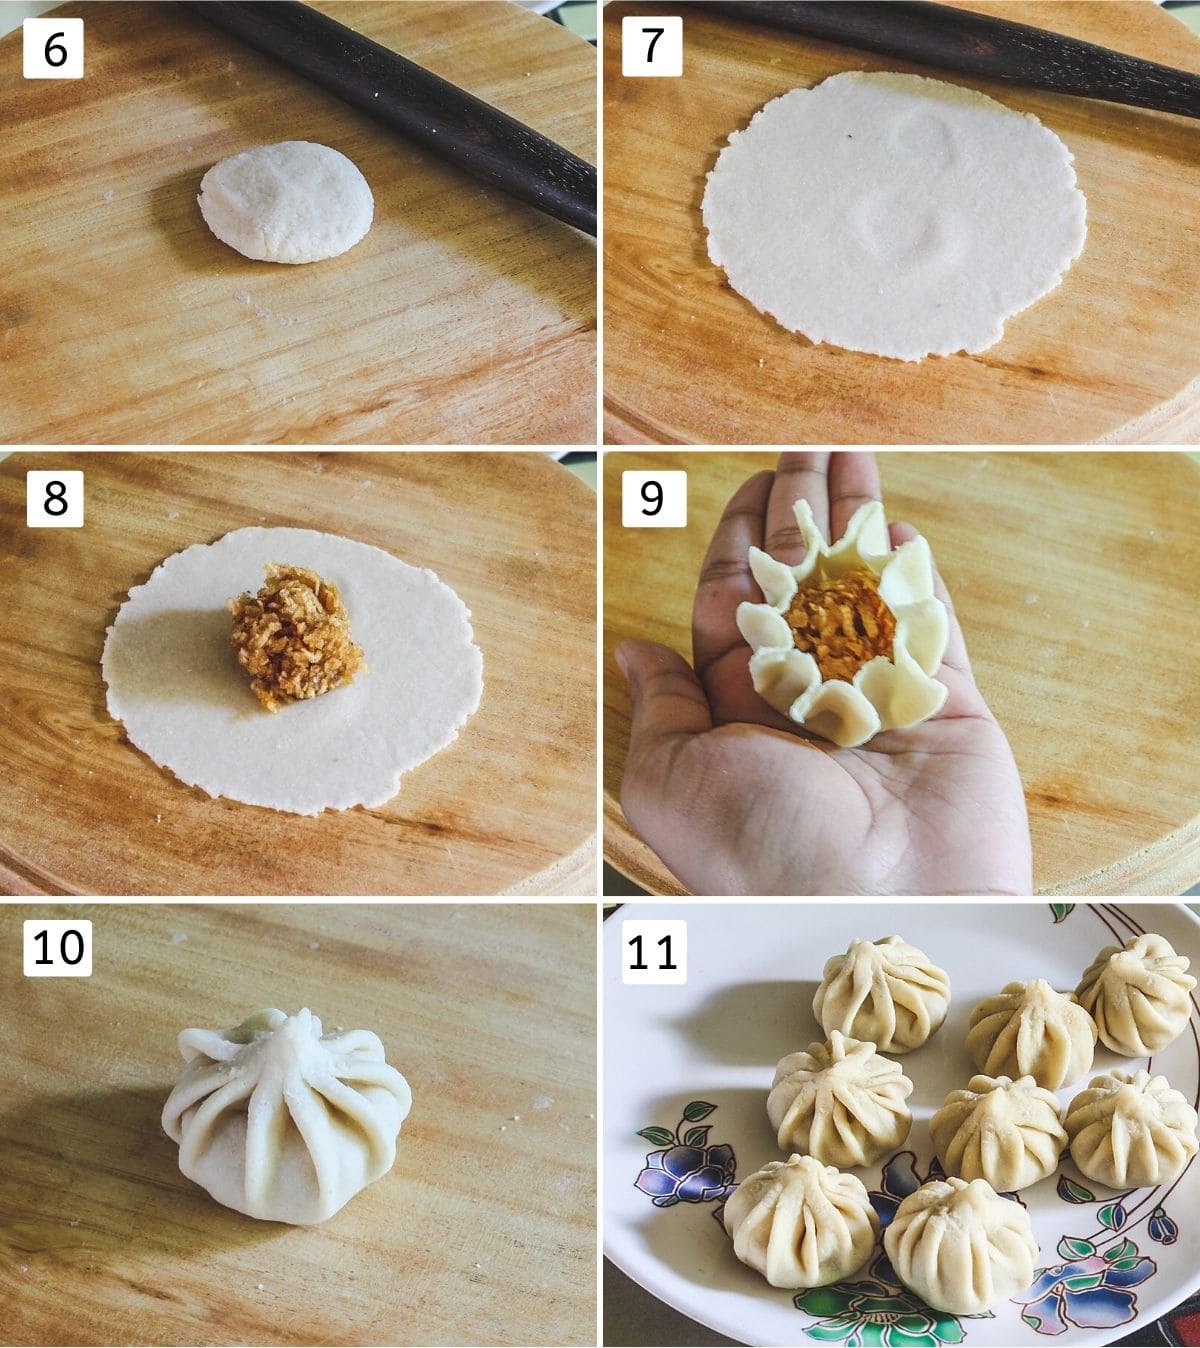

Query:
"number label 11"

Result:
[[622, 470, 687, 528], [622, 919, 687, 985], [24, 920, 93, 977]]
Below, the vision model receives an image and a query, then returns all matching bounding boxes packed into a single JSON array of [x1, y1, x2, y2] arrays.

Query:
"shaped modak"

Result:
[[885, 1177, 1039, 1315], [930, 1074, 1066, 1192], [723, 1154, 879, 1289], [814, 935, 950, 1054], [162, 1007, 412, 1224], [1075, 933, 1195, 1057], [769, 1031, 913, 1168], [966, 979, 1096, 1090], [1065, 1070, 1198, 1189]]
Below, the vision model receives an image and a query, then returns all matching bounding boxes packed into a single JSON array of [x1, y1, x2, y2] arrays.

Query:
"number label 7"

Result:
[[621, 16, 683, 78]]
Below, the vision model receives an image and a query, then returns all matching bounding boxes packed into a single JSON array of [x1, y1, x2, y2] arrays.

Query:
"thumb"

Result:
[[617, 640, 712, 753]]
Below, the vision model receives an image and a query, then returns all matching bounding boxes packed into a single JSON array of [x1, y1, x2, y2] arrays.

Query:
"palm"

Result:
[[620, 453, 1032, 896]]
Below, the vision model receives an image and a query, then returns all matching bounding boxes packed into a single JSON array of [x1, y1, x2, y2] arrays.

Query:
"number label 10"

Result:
[[621, 16, 683, 77], [622, 919, 686, 985], [24, 920, 93, 977], [622, 470, 687, 528]]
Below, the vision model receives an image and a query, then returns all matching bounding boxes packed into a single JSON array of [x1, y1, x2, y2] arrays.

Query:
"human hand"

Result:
[[617, 451, 1033, 896]]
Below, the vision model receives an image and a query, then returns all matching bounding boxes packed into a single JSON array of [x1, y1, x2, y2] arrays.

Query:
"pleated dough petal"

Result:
[[737, 600, 795, 653], [748, 546, 799, 609], [854, 649, 948, 731], [791, 679, 881, 749], [748, 647, 821, 717], [891, 598, 949, 677]]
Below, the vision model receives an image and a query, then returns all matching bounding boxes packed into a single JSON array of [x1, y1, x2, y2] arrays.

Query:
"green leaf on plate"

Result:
[[1058, 1235, 1096, 1260], [636, 1127, 674, 1147]]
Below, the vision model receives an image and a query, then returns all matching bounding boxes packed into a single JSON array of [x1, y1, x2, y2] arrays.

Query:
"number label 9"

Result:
[[622, 470, 687, 528], [621, 16, 683, 77], [24, 920, 93, 977], [622, 919, 686, 985]]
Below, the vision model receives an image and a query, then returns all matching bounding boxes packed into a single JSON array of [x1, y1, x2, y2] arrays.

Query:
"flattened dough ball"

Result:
[[101, 527, 483, 815], [198, 141, 373, 263], [702, 71, 1087, 360]]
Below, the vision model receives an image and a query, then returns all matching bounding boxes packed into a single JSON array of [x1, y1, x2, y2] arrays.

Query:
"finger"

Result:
[[693, 470, 773, 682], [889, 522, 973, 680], [703, 645, 808, 734], [828, 451, 882, 543], [617, 640, 713, 748], [764, 452, 831, 563]]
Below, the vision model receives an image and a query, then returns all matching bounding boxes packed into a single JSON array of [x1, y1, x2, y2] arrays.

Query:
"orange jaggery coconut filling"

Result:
[[229, 563, 365, 712], [783, 567, 896, 684]]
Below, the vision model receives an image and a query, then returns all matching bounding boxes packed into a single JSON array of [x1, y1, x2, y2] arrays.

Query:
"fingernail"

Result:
[[614, 642, 631, 681]]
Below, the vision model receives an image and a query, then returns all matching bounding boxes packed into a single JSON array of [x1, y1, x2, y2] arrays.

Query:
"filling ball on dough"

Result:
[[198, 141, 373, 264], [230, 563, 365, 712]]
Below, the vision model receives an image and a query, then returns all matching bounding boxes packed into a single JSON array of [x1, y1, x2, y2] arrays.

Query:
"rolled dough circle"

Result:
[[198, 141, 374, 264], [701, 72, 1087, 361], [101, 528, 483, 815]]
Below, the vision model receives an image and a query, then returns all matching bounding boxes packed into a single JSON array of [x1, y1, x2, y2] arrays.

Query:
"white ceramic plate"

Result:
[[604, 902, 1200, 1347]]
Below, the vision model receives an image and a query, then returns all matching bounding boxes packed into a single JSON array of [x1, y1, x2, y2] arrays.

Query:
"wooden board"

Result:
[[0, 902, 596, 1347], [603, 451, 1200, 895], [0, 2, 595, 445], [0, 451, 596, 896], [603, 1, 1200, 445]]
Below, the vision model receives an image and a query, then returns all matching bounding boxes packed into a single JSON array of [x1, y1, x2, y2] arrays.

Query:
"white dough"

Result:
[[198, 141, 373, 263], [162, 1008, 412, 1224], [101, 527, 483, 815], [702, 71, 1087, 360]]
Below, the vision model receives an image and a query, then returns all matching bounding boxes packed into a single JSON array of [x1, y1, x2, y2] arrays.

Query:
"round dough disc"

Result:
[[701, 71, 1087, 361], [101, 528, 483, 815], [198, 141, 374, 264]]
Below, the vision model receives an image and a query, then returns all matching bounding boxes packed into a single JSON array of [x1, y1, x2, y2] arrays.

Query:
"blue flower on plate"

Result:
[[869, 1151, 946, 1231], [1016, 1237, 1156, 1335], [1148, 1205, 1179, 1245], [633, 1101, 738, 1208], [635, 1142, 737, 1207]]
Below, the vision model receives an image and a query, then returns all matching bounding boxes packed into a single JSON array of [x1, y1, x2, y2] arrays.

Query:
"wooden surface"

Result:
[[603, 451, 1200, 896], [0, 2, 595, 445], [0, 903, 596, 1347], [0, 452, 596, 896], [603, 1, 1200, 445]]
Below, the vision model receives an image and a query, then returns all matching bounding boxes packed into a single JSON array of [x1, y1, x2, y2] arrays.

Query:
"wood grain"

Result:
[[603, 451, 1200, 895], [603, 1, 1200, 445], [0, 2, 596, 445], [0, 451, 596, 897], [0, 903, 596, 1347]]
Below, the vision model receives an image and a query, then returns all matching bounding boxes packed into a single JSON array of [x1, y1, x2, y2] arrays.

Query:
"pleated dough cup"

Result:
[[737, 499, 947, 748]]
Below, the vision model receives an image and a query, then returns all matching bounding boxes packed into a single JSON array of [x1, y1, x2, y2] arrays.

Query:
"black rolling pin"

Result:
[[179, 0, 596, 235], [703, 1, 1200, 121]]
